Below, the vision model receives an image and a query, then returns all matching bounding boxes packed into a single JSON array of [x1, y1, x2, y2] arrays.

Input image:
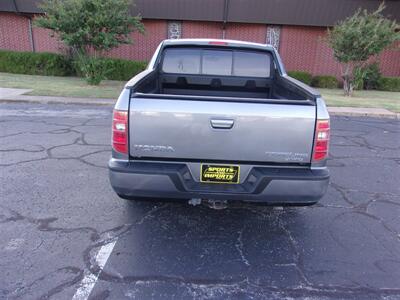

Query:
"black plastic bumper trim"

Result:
[[109, 160, 329, 195]]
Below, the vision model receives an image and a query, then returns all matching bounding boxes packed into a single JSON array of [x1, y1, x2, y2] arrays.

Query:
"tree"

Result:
[[327, 3, 399, 96], [35, 0, 144, 84]]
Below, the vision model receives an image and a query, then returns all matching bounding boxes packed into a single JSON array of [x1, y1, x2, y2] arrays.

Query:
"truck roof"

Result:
[[162, 38, 275, 51]]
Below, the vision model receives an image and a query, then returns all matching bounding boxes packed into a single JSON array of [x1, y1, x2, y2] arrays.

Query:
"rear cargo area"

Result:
[[133, 71, 312, 101]]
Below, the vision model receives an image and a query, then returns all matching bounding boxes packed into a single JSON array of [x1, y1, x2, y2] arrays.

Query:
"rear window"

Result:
[[162, 48, 201, 74], [233, 51, 270, 77], [203, 50, 232, 76], [162, 48, 271, 77]]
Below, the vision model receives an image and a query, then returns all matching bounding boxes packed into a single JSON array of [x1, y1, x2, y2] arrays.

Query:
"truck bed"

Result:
[[130, 70, 318, 103]]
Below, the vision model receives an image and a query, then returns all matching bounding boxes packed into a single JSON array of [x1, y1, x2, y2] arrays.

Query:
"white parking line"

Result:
[[72, 240, 117, 300]]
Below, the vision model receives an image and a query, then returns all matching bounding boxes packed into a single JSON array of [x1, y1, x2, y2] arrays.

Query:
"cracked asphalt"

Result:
[[0, 103, 399, 300]]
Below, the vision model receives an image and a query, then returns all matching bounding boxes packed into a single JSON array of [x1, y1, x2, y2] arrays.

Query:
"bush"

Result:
[[287, 71, 313, 85], [101, 58, 147, 81], [74, 56, 147, 83], [353, 67, 364, 90], [354, 63, 381, 90], [0, 50, 146, 81], [74, 54, 108, 85], [311, 75, 339, 89], [0, 50, 73, 76], [377, 77, 400, 92]]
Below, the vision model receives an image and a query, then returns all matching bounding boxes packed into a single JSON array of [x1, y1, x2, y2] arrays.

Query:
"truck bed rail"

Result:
[[132, 92, 316, 106]]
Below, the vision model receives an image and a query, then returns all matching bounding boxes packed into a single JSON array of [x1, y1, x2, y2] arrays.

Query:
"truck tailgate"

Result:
[[129, 98, 316, 164]]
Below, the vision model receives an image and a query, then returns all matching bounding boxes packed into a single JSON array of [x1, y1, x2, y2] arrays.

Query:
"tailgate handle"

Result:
[[210, 119, 234, 129]]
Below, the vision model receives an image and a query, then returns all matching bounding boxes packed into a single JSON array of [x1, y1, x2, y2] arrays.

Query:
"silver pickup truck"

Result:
[[109, 39, 330, 206]]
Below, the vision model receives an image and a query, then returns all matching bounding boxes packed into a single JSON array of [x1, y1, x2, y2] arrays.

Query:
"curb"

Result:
[[328, 111, 399, 119], [1, 96, 399, 119], [0, 95, 115, 106], [327, 108, 399, 119]]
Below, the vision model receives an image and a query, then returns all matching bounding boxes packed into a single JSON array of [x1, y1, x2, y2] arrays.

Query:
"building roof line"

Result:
[[0, 0, 399, 27]]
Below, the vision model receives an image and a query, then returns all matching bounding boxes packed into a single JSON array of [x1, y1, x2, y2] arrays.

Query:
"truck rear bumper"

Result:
[[109, 160, 329, 205]]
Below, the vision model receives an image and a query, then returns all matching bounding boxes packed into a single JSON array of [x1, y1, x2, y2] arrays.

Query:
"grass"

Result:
[[0, 72, 399, 112], [320, 88, 400, 112], [0, 72, 124, 99]]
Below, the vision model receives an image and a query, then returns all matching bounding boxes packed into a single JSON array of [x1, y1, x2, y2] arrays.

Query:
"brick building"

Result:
[[1, 0, 399, 78]]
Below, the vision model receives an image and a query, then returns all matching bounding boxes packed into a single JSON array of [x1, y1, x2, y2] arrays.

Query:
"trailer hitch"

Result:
[[205, 199, 228, 210], [188, 198, 228, 209]]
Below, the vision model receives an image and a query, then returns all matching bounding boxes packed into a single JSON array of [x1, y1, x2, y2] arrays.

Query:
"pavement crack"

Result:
[[235, 226, 250, 267], [81, 204, 170, 280], [330, 183, 355, 207], [0, 205, 100, 241], [277, 214, 312, 287], [7, 267, 83, 299]]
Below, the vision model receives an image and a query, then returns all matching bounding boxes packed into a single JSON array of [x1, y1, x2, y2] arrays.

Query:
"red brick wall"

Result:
[[378, 43, 400, 77], [32, 26, 64, 53], [280, 26, 327, 74], [0, 12, 64, 53], [312, 35, 341, 77], [181, 22, 267, 44], [182, 21, 222, 39], [279, 25, 400, 77], [105, 20, 167, 61], [225, 23, 267, 43], [0, 12, 31, 51], [1, 12, 399, 77]]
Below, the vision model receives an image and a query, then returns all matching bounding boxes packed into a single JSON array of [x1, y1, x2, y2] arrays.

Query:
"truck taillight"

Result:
[[112, 110, 128, 154], [313, 120, 330, 161]]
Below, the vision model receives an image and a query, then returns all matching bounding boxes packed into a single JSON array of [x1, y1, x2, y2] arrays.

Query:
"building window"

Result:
[[266, 26, 281, 52], [168, 21, 182, 39]]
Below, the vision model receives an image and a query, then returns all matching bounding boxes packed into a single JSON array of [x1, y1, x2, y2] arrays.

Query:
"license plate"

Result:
[[200, 164, 240, 184]]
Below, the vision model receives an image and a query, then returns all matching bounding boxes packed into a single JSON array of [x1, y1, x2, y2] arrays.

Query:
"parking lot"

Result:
[[1, 103, 399, 299]]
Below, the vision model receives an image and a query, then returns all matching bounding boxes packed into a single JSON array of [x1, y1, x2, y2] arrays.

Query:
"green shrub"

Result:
[[353, 67, 364, 90], [287, 71, 313, 85], [311, 75, 339, 89], [0, 50, 146, 81], [354, 63, 381, 90], [0, 50, 74, 76], [74, 54, 108, 85], [74, 56, 147, 82], [101, 58, 147, 81], [377, 77, 400, 92]]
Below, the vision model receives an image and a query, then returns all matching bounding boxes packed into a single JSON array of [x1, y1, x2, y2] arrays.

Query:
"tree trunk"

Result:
[[342, 64, 353, 96]]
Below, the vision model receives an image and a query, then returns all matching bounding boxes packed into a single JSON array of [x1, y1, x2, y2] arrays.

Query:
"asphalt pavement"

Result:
[[0, 103, 399, 300]]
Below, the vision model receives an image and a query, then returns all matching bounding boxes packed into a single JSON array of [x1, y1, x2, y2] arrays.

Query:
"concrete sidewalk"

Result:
[[0, 94, 115, 106], [0, 87, 33, 98], [327, 107, 399, 119], [0, 89, 398, 119]]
